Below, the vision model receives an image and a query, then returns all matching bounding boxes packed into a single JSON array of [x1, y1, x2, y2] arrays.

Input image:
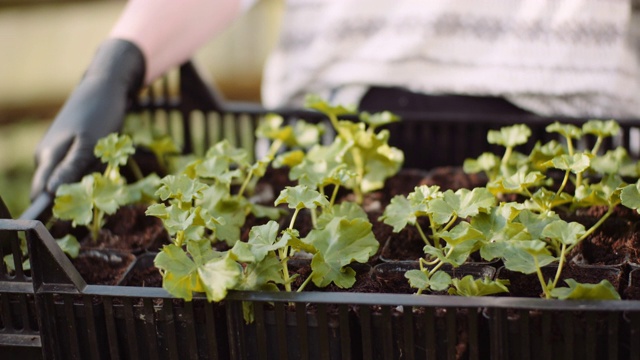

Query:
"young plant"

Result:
[[479, 206, 620, 300], [304, 95, 404, 204], [381, 184, 506, 295], [52, 133, 160, 241]]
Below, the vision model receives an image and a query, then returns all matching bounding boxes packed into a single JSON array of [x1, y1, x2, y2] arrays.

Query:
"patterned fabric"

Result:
[[261, 0, 640, 118]]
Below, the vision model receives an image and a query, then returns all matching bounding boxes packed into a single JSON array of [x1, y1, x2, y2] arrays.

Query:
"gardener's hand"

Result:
[[30, 39, 146, 201]]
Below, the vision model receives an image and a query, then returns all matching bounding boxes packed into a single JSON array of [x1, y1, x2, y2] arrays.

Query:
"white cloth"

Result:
[[261, 0, 640, 118]]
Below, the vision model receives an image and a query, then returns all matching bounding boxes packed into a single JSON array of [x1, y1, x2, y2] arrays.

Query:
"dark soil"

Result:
[[419, 166, 488, 191], [71, 249, 136, 285], [94, 204, 170, 253], [121, 263, 163, 288], [623, 268, 640, 300]]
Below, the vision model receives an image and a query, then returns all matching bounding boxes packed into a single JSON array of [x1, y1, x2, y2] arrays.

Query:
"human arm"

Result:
[[30, 0, 249, 201]]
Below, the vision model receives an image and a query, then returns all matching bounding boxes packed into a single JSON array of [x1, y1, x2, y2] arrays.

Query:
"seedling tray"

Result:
[[3, 62, 640, 359]]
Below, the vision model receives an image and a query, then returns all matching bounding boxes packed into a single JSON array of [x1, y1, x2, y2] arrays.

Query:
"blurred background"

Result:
[[0, 0, 283, 216]]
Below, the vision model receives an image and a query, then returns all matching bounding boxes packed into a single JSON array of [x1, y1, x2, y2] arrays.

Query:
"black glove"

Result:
[[30, 39, 146, 201]]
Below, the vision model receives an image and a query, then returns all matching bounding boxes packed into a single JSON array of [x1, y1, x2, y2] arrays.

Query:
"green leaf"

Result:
[[502, 240, 556, 274], [463, 153, 499, 175], [621, 181, 640, 211], [275, 185, 330, 210], [94, 133, 135, 168], [591, 147, 638, 176], [155, 174, 208, 203], [574, 175, 623, 207], [126, 174, 161, 204], [429, 270, 453, 291], [542, 220, 586, 247], [92, 173, 128, 214], [439, 221, 483, 247], [525, 188, 573, 212], [429, 188, 495, 225], [546, 122, 582, 139], [235, 254, 283, 291], [359, 111, 401, 130], [195, 156, 232, 180], [304, 94, 357, 117], [273, 150, 305, 168], [516, 210, 561, 240], [304, 217, 378, 288], [424, 240, 475, 267], [198, 252, 243, 302], [154, 244, 203, 301], [550, 279, 621, 300], [449, 276, 510, 296], [187, 241, 218, 268], [56, 234, 80, 259], [544, 153, 591, 173], [529, 140, 565, 171], [487, 124, 531, 148], [205, 140, 251, 167], [208, 198, 248, 245], [53, 176, 94, 226], [317, 202, 368, 229], [245, 221, 287, 261], [582, 119, 620, 138], [405, 270, 429, 291], [250, 203, 286, 221], [379, 195, 416, 232], [490, 169, 546, 194]]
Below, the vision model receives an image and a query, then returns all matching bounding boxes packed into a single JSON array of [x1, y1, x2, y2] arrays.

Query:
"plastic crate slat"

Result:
[[254, 302, 268, 360], [143, 298, 160, 360], [82, 295, 100, 360], [122, 297, 139, 360], [359, 305, 373, 360], [182, 301, 198, 360], [102, 297, 121, 360], [316, 302, 330, 360], [424, 307, 436, 360], [161, 299, 180, 360], [295, 302, 309, 360], [204, 304, 222, 360], [63, 294, 81, 360], [607, 312, 619, 360], [402, 306, 415, 360], [339, 304, 351, 360]]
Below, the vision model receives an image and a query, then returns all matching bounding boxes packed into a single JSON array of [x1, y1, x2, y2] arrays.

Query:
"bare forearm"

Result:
[[109, 0, 245, 84]]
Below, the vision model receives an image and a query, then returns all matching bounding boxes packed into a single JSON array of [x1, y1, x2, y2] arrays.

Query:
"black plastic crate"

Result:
[[4, 61, 640, 359]]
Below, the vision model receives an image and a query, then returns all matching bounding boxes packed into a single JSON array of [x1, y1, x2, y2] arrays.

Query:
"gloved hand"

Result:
[[30, 38, 146, 201]]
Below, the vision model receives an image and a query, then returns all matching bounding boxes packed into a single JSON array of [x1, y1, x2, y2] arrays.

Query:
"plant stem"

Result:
[[427, 214, 440, 249], [443, 214, 458, 232], [175, 231, 185, 247], [311, 208, 318, 229], [91, 207, 102, 243], [568, 205, 615, 253], [268, 139, 284, 159], [591, 136, 603, 155], [279, 248, 292, 292], [330, 184, 340, 207], [352, 148, 365, 204], [297, 272, 314, 292], [555, 170, 570, 198], [416, 223, 431, 246], [501, 146, 513, 168], [238, 171, 253, 198], [127, 158, 144, 181], [534, 257, 552, 299], [550, 245, 567, 290], [280, 207, 301, 293], [567, 138, 575, 156], [289, 208, 300, 229]]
